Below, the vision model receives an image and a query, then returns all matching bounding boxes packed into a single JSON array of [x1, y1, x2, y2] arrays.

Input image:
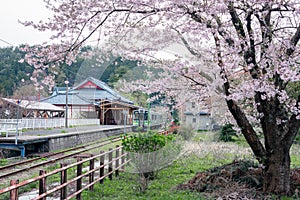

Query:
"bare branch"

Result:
[[70, 11, 102, 51], [172, 27, 202, 58], [287, 24, 300, 56], [68, 7, 164, 52], [180, 73, 207, 87], [213, 15, 235, 46], [227, 2, 246, 40]]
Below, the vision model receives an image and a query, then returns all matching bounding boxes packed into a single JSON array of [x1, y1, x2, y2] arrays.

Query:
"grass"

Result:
[[0, 182, 38, 200], [0, 159, 8, 166], [1, 131, 299, 200], [21, 128, 29, 132], [80, 130, 253, 200], [80, 131, 300, 200], [81, 153, 224, 200], [291, 143, 300, 168]]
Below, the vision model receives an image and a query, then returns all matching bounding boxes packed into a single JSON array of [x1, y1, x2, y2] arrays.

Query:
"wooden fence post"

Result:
[[89, 155, 95, 191], [10, 180, 18, 200], [121, 147, 125, 170], [99, 150, 105, 184], [60, 163, 68, 200], [115, 145, 119, 177], [39, 170, 47, 200], [76, 158, 82, 200], [108, 148, 113, 180]]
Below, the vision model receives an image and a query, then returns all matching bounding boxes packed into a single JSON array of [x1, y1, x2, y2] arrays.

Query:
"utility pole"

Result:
[[65, 80, 69, 128]]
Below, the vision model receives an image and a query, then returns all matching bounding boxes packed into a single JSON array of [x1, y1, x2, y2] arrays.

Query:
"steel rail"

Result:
[[0, 136, 118, 171], [0, 136, 122, 180]]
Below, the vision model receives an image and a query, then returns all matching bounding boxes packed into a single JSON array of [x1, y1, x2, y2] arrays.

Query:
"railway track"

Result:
[[0, 135, 123, 181]]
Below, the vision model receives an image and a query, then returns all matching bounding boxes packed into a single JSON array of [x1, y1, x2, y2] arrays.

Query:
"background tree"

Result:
[[22, 0, 300, 195], [0, 46, 33, 96]]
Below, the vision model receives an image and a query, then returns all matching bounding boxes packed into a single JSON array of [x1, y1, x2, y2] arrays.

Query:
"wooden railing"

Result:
[[0, 145, 128, 200], [158, 130, 169, 135]]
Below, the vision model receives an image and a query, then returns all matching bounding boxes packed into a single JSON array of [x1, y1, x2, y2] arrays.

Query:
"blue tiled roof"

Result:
[[41, 93, 92, 105], [73, 77, 133, 104], [42, 77, 133, 105], [199, 111, 209, 115], [184, 111, 193, 115]]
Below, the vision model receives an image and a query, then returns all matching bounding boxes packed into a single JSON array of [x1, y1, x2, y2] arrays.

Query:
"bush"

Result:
[[122, 131, 175, 153], [178, 124, 195, 141], [122, 131, 180, 192], [219, 123, 238, 142]]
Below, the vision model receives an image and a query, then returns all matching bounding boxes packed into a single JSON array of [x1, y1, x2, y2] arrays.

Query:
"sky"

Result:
[[0, 0, 52, 47], [0, 0, 192, 60]]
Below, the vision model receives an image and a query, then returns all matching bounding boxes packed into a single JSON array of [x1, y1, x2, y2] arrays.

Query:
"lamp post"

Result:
[[65, 80, 69, 128], [147, 103, 150, 132], [123, 109, 128, 135], [15, 99, 21, 145]]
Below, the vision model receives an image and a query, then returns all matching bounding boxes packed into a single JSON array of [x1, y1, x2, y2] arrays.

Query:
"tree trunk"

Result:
[[263, 146, 291, 195]]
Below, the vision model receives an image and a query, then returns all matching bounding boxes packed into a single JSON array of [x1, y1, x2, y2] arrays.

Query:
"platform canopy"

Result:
[[0, 97, 64, 118]]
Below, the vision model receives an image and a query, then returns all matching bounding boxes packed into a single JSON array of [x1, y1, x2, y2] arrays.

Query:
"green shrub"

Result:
[[122, 131, 175, 153], [21, 128, 29, 132], [219, 123, 237, 142], [122, 131, 178, 192], [0, 159, 8, 166]]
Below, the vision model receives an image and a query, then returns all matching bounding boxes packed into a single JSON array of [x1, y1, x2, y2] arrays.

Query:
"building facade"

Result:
[[41, 77, 138, 125], [180, 101, 214, 130]]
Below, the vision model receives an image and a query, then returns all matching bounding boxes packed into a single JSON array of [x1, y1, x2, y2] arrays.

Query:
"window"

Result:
[[191, 102, 195, 108], [193, 118, 196, 123], [133, 111, 139, 120]]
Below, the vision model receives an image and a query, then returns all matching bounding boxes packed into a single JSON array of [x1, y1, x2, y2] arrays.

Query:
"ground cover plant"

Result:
[[82, 131, 300, 199], [81, 151, 219, 200], [122, 131, 181, 192]]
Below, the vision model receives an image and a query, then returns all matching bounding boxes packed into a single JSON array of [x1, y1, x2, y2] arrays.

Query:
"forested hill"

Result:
[[0, 47, 33, 96], [0, 46, 138, 98]]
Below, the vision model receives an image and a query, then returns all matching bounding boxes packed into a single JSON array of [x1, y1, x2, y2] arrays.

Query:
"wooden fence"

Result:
[[0, 145, 128, 200]]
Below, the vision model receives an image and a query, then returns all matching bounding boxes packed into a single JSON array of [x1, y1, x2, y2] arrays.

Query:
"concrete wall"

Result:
[[185, 115, 212, 130], [47, 126, 132, 151]]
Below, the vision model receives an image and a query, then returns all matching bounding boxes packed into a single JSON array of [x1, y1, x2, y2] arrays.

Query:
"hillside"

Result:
[[0, 46, 138, 99]]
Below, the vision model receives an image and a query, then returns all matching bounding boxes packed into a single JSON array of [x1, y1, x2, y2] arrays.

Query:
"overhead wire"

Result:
[[0, 38, 14, 46]]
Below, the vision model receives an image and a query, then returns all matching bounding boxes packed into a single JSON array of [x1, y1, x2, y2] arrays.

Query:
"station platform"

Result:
[[0, 125, 132, 157]]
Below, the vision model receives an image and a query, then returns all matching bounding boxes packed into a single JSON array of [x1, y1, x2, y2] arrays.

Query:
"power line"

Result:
[[0, 38, 14, 46]]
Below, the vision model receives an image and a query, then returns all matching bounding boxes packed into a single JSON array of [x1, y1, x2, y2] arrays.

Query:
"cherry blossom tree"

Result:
[[22, 0, 300, 195]]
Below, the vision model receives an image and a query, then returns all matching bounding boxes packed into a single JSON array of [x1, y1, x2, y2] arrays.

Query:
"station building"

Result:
[[41, 77, 138, 125]]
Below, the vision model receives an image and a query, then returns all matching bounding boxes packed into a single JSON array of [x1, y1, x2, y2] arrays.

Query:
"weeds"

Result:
[[0, 159, 8, 166]]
